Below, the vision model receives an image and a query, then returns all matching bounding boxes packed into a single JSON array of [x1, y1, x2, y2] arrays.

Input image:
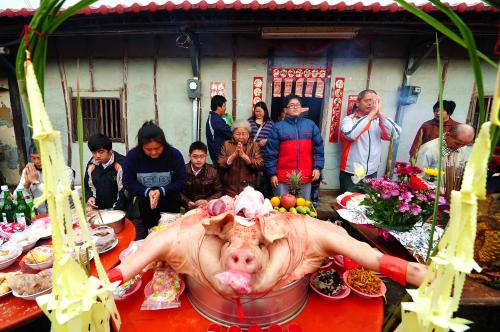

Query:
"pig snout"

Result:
[[226, 249, 259, 274]]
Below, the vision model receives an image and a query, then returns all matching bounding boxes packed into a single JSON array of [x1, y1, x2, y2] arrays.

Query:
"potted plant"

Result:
[[358, 162, 446, 232]]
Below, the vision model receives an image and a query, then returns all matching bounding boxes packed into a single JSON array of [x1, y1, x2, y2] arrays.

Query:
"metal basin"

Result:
[[187, 276, 309, 329], [88, 209, 125, 234]]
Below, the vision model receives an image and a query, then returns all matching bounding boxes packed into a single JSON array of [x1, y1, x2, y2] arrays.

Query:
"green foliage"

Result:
[[15, 1, 98, 211]]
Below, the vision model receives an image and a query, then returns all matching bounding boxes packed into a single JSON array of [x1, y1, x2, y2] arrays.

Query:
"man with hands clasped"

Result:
[[339, 89, 401, 193]]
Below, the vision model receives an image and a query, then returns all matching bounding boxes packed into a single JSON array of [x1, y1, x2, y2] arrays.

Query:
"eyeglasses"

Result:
[[287, 104, 301, 109]]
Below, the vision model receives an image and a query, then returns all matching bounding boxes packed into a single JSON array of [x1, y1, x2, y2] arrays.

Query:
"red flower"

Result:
[[409, 176, 428, 191]]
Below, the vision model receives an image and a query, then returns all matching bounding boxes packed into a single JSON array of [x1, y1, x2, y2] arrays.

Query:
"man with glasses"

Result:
[[339, 89, 401, 193], [264, 94, 324, 200], [181, 141, 223, 210], [416, 124, 474, 169]]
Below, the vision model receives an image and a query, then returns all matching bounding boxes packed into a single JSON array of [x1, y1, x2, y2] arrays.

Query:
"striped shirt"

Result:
[[248, 118, 275, 143]]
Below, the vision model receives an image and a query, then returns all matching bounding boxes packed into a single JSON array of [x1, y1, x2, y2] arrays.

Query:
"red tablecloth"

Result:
[[115, 271, 383, 332], [0, 219, 136, 331]]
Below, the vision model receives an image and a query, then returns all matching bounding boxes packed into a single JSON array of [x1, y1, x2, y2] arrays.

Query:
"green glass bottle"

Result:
[[25, 194, 36, 220], [15, 190, 31, 226], [1, 186, 15, 223]]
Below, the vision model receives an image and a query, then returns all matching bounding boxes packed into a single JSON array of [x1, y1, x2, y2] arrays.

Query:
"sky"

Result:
[[0, 0, 489, 11]]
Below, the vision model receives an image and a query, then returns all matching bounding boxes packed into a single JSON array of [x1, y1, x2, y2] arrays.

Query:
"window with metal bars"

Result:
[[71, 97, 124, 142], [467, 95, 494, 135]]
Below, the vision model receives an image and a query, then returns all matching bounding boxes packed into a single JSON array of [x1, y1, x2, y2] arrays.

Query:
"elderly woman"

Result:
[[218, 119, 264, 196]]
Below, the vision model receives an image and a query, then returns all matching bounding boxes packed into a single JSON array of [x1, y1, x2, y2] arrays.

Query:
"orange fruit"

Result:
[[270, 196, 280, 207], [296, 197, 306, 207]]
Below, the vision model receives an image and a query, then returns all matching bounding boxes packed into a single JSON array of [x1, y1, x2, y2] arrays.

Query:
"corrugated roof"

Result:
[[0, 1, 495, 18]]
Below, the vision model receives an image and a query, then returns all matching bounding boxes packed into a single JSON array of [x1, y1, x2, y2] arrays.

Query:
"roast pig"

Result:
[[116, 191, 426, 298]]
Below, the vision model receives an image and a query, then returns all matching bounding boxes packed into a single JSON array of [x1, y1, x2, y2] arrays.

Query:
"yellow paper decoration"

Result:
[[398, 121, 492, 332], [23, 54, 120, 332]]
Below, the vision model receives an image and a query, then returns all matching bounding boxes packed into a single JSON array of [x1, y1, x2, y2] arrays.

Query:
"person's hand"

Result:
[[87, 197, 98, 209], [24, 163, 39, 188], [194, 199, 208, 207], [238, 144, 251, 164], [270, 176, 278, 188], [377, 98, 385, 119], [188, 201, 197, 209], [258, 139, 267, 147], [149, 189, 161, 209], [227, 147, 239, 165], [312, 169, 321, 182]]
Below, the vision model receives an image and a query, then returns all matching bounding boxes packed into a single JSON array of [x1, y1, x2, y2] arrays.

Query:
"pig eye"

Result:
[[259, 243, 265, 249]]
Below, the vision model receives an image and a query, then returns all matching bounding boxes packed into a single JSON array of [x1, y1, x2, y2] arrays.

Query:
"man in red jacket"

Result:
[[264, 95, 324, 200]]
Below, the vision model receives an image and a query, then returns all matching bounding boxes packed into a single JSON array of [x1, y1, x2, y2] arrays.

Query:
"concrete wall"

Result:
[[40, 53, 497, 190], [0, 78, 19, 184]]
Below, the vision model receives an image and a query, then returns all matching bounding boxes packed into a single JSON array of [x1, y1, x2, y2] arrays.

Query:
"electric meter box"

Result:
[[399, 86, 421, 105], [187, 79, 201, 99]]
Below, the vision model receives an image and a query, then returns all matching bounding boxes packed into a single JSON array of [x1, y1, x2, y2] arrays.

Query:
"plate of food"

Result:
[[97, 239, 118, 254], [71, 246, 94, 264], [0, 245, 22, 270], [310, 269, 350, 301], [9, 268, 52, 300], [0, 271, 21, 297], [23, 245, 54, 270], [319, 257, 333, 270], [0, 223, 26, 239], [343, 269, 386, 299], [113, 276, 142, 301], [91, 226, 117, 253], [7, 232, 38, 252]]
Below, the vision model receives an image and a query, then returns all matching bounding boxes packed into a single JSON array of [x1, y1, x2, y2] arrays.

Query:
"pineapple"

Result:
[[287, 170, 303, 197]]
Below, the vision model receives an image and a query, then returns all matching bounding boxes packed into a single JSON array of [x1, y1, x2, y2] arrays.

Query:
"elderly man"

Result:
[[181, 141, 223, 210], [409, 100, 460, 160], [339, 89, 401, 194], [416, 124, 475, 169], [16, 143, 75, 214]]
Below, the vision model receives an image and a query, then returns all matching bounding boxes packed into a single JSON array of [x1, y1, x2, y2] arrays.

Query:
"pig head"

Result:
[[117, 193, 427, 298]]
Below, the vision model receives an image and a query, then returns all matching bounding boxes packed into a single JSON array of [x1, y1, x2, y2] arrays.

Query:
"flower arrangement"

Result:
[[358, 162, 446, 232], [422, 167, 445, 182]]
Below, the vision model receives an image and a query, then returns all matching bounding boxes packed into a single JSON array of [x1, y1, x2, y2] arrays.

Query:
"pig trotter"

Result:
[[379, 255, 408, 286]]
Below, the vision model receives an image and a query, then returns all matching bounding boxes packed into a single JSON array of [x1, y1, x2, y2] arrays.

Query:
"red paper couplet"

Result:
[[329, 77, 345, 143]]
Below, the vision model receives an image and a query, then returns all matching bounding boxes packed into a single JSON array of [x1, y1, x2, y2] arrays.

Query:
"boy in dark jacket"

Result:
[[206, 95, 233, 164], [84, 134, 127, 211]]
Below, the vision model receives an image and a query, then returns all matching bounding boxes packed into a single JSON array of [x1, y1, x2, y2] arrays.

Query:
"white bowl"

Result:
[[0, 246, 22, 270], [12, 287, 52, 300], [26, 258, 54, 270], [21, 241, 37, 253]]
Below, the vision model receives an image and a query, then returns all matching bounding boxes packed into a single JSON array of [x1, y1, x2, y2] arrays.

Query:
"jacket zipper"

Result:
[[295, 118, 300, 173]]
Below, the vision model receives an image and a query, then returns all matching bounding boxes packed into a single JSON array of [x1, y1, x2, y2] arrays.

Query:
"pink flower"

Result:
[[416, 193, 428, 202], [399, 202, 410, 212], [399, 191, 413, 202], [438, 196, 447, 205], [409, 204, 422, 216]]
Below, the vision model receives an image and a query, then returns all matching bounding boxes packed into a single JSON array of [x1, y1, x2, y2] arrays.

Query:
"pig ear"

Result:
[[258, 214, 290, 243], [202, 212, 234, 238]]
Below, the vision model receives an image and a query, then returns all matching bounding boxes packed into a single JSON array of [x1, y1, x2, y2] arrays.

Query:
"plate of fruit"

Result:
[[271, 194, 317, 218]]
